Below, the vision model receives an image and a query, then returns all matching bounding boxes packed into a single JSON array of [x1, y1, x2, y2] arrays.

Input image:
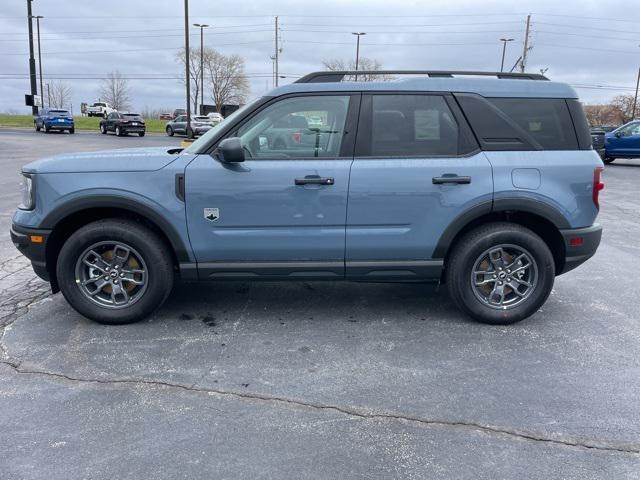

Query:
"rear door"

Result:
[[185, 93, 359, 279], [346, 93, 492, 280]]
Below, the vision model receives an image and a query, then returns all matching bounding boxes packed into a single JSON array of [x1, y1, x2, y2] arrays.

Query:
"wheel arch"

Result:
[[435, 199, 568, 278], [42, 196, 191, 291]]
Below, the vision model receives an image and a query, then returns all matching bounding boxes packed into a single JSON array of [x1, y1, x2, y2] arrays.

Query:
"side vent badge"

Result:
[[204, 208, 220, 222]]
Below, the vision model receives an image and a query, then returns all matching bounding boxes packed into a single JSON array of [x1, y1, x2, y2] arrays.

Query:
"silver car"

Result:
[[165, 115, 213, 138]]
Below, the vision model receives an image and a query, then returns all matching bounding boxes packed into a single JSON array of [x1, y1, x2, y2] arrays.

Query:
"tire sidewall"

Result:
[[450, 225, 555, 324], [56, 221, 173, 324]]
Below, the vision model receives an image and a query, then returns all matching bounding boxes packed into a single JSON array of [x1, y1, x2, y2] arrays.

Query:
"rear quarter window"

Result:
[[455, 94, 580, 151]]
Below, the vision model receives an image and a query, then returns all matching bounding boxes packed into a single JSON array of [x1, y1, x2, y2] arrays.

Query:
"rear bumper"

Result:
[[121, 125, 145, 133], [45, 123, 73, 130], [558, 224, 602, 275], [10, 223, 52, 281]]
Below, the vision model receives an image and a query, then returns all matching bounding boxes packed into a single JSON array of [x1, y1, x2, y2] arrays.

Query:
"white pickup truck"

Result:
[[86, 102, 116, 118]]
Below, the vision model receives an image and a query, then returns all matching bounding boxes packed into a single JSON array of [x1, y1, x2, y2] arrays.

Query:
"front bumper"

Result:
[[10, 223, 52, 281], [558, 224, 602, 275]]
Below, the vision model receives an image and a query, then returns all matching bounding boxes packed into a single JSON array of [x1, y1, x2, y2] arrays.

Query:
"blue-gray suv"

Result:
[[11, 70, 604, 325]]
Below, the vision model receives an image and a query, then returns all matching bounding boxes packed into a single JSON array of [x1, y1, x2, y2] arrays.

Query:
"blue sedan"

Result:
[[604, 120, 640, 164], [34, 108, 75, 134]]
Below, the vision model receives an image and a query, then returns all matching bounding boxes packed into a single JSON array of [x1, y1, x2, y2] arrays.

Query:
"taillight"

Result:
[[593, 166, 604, 210], [292, 132, 301, 144]]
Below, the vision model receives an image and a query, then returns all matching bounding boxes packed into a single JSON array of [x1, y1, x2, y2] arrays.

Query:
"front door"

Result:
[[608, 122, 640, 157], [346, 93, 493, 280], [185, 94, 359, 279]]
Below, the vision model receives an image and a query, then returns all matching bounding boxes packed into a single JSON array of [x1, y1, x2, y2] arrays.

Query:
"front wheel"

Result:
[[100, 124, 107, 134], [34, 122, 41, 132], [446, 222, 555, 325], [138, 132, 145, 137], [603, 157, 615, 164], [115, 126, 122, 136], [56, 219, 174, 324], [69, 127, 75, 134], [166, 126, 174, 137]]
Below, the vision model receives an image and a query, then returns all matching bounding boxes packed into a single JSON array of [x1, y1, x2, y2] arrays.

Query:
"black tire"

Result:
[[56, 219, 174, 325], [138, 132, 145, 137], [166, 126, 174, 137], [603, 157, 615, 164], [445, 222, 555, 325], [35, 122, 41, 132], [69, 127, 75, 134], [100, 124, 107, 134], [44, 125, 50, 133], [115, 126, 122, 137]]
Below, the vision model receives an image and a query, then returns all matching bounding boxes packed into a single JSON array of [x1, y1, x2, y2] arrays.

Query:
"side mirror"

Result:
[[215, 137, 245, 163], [615, 131, 622, 138]]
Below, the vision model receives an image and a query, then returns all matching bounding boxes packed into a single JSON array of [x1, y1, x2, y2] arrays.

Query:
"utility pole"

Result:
[[193, 23, 209, 114], [184, 0, 191, 137], [32, 15, 44, 104], [26, 0, 38, 115], [352, 32, 366, 81], [274, 16, 279, 87], [499, 38, 514, 72], [633, 67, 640, 120], [46, 83, 50, 107], [520, 14, 531, 73]]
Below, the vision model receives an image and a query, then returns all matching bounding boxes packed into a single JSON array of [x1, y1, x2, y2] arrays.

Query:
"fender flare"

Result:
[[433, 198, 570, 259], [41, 194, 192, 262]]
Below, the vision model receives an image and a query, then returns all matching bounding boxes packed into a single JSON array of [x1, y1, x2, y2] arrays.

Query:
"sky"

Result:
[[1, 0, 639, 114]]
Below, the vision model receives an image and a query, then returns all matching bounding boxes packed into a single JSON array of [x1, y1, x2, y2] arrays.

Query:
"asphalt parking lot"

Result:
[[1, 127, 639, 479]]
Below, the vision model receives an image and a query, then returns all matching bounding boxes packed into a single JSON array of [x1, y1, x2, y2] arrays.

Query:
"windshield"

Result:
[[184, 99, 263, 154]]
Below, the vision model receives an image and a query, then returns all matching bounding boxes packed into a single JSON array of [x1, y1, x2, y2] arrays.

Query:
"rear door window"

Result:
[[366, 94, 461, 157]]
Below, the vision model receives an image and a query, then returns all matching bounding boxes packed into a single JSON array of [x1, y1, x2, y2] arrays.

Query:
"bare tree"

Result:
[[322, 57, 392, 82], [99, 71, 131, 111], [584, 104, 623, 126], [176, 47, 212, 113], [204, 49, 249, 113], [611, 94, 636, 123], [49, 81, 72, 109]]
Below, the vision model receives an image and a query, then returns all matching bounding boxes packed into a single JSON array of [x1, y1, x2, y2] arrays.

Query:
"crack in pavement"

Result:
[[1, 359, 638, 456]]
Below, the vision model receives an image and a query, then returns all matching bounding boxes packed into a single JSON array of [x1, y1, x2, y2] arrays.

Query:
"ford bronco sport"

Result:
[[11, 70, 603, 325]]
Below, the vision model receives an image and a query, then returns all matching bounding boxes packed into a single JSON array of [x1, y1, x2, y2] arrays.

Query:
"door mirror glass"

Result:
[[258, 135, 268, 148], [215, 137, 245, 163], [615, 131, 622, 138]]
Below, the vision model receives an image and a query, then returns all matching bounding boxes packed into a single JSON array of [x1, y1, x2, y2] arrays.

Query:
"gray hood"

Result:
[[22, 146, 184, 174]]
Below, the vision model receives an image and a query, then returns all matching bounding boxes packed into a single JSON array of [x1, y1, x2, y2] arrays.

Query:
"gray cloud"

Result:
[[1, 0, 639, 113]]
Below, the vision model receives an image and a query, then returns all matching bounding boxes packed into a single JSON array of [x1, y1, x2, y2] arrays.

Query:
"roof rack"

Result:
[[295, 70, 549, 83]]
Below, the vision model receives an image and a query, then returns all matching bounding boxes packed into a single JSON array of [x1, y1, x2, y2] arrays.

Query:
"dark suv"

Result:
[[11, 70, 603, 325]]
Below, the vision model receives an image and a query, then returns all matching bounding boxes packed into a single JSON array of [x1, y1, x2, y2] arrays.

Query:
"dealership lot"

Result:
[[1, 128, 639, 478]]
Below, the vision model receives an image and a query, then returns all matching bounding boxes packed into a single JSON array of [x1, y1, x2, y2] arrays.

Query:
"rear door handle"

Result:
[[295, 175, 335, 186], [432, 175, 471, 185]]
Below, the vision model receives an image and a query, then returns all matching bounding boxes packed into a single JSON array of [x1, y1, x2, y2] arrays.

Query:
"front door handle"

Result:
[[432, 175, 471, 185], [295, 175, 335, 186]]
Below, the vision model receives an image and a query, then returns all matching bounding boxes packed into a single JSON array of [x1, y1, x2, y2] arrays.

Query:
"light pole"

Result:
[[26, 0, 37, 115], [31, 15, 44, 106], [499, 38, 514, 72], [352, 32, 366, 81], [193, 23, 208, 115], [183, 0, 191, 137]]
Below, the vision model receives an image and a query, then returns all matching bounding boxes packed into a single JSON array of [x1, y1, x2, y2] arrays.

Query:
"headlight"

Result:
[[19, 174, 34, 210]]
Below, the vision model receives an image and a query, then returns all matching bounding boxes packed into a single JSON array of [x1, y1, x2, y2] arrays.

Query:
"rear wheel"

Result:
[[138, 132, 145, 137], [34, 121, 40, 132], [56, 219, 174, 324], [115, 126, 122, 136], [166, 126, 174, 137], [446, 222, 555, 325], [44, 124, 50, 133], [69, 127, 75, 134], [100, 124, 107, 134]]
